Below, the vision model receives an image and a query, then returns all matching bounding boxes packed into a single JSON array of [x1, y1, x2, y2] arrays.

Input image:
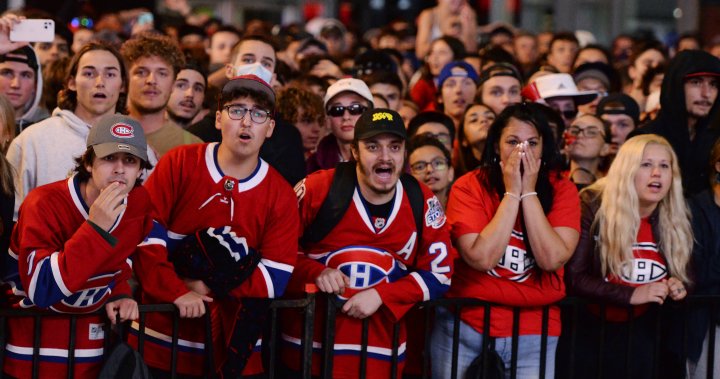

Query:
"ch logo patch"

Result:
[[325, 246, 403, 300], [111, 123, 134, 138], [372, 112, 393, 122]]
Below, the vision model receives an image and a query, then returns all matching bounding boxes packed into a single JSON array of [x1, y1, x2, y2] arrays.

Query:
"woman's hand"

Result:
[[630, 282, 669, 305], [520, 142, 541, 195], [666, 277, 687, 301], [500, 146, 522, 196]]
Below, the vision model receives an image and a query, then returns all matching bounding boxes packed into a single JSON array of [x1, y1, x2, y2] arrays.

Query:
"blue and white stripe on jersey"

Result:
[[257, 258, 294, 298]]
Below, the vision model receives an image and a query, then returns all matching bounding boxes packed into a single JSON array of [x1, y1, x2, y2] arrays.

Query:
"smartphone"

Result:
[[9, 19, 55, 43]]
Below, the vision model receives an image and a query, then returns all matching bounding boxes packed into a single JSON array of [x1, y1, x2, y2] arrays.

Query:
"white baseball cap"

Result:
[[323, 78, 375, 108], [522, 73, 598, 105]]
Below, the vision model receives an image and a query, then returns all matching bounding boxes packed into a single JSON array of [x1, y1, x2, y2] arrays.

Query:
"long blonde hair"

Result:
[[585, 135, 692, 284], [0, 94, 15, 197]]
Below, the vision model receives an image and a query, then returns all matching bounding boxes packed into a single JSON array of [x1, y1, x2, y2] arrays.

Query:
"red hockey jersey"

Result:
[[3, 175, 153, 379], [130, 143, 299, 376], [282, 167, 455, 379]]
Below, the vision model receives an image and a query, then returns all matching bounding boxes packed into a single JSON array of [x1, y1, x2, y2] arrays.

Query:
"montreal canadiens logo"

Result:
[[325, 246, 400, 300], [111, 123, 134, 138]]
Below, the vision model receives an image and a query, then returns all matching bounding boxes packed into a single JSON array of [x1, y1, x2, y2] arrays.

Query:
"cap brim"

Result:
[[93, 143, 148, 163], [354, 129, 407, 142], [223, 77, 276, 108], [685, 72, 720, 78], [546, 91, 598, 106]]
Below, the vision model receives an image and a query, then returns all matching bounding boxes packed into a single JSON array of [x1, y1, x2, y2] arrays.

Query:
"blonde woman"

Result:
[[0, 94, 15, 153], [562, 134, 692, 379]]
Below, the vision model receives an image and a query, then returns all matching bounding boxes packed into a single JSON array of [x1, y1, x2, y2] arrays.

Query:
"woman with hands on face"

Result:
[[431, 103, 581, 379], [559, 134, 692, 379]]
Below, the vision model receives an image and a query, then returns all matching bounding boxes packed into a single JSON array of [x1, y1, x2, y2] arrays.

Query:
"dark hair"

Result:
[[640, 62, 666, 96], [573, 44, 613, 67], [181, 57, 208, 85], [217, 87, 274, 113], [42, 57, 71, 111], [456, 103, 494, 177], [628, 39, 667, 67], [288, 75, 330, 93], [408, 134, 452, 161], [549, 32, 579, 51], [178, 24, 206, 40], [73, 147, 153, 187], [298, 54, 340, 75], [229, 34, 278, 68], [480, 102, 562, 214], [57, 42, 128, 112], [407, 111, 456, 145], [359, 70, 404, 93], [478, 45, 519, 70], [211, 25, 241, 43], [420, 36, 466, 81]]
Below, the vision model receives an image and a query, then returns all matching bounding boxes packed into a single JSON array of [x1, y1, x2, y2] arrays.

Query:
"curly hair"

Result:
[[120, 31, 185, 77], [586, 134, 692, 284], [276, 87, 325, 125]]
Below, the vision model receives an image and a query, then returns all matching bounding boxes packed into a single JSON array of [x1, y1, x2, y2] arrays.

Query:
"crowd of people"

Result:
[[0, 0, 719, 378]]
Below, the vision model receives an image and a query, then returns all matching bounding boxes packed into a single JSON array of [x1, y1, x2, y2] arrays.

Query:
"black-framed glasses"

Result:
[[419, 132, 452, 145], [566, 126, 604, 138], [410, 158, 449, 173], [327, 104, 368, 117], [223, 105, 271, 123]]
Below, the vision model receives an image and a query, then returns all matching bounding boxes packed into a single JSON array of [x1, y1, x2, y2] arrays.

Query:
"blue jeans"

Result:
[[430, 306, 557, 379]]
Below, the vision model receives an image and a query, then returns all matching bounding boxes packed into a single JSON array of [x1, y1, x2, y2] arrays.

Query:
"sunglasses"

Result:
[[327, 104, 368, 118]]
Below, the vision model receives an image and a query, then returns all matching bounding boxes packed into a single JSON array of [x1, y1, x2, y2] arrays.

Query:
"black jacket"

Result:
[[631, 50, 720, 195]]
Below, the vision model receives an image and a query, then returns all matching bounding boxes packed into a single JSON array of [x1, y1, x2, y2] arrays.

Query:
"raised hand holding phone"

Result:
[[0, 15, 30, 54], [9, 18, 54, 43]]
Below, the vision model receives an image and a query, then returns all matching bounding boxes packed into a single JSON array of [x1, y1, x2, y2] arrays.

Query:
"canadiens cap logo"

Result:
[[111, 123, 134, 138]]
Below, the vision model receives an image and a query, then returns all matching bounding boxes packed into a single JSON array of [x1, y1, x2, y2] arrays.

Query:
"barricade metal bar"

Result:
[[450, 304, 461, 379], [597, 304, 606, 379], [390, 321, 399, 379], [31, 315, 40, 379], [626, 306, 634, 379], [421, 305, 432, 379], [170, 310, 179, 379], [482, 303, 491, 379], [204, 306, 214, 379], [359, 317, 369, 379], [567, 301, 578, 379], [300, 292, 316, 379], [321, 296, 337, 379], [67, 314, 77, 379], [268, 307, 279, 379], [539, 306, 549, 379], [137, 310, 146, 357], [708, 301, 717, 379], [510, 308, 520, 379]]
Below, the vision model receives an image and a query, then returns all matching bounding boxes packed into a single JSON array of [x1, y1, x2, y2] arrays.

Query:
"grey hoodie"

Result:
[[14, 46, 47, 133]]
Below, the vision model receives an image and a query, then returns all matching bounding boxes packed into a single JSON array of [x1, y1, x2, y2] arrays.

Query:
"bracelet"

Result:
[[521, 192, 538, 200], [504, 192, 521, 201]]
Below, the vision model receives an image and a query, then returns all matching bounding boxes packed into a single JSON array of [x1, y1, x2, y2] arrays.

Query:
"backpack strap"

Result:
[[399, 173, 425, 265], [300, 162, 358, 245]]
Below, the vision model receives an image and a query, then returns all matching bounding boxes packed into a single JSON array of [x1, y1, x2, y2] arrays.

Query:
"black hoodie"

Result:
[[632, 50, 720, 195]]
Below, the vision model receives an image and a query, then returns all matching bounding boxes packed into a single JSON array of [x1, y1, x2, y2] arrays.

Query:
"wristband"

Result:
[[521, 192, 538, 200], [504, 192, 521, 201]]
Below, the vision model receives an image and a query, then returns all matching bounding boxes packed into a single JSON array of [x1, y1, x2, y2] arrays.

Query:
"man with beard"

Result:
[[7, 42, 156, 218], [630, 50, 720, 195], [282, 108, 454, 378], [121, 32, 201, 158], [165, 61, 207, 128]]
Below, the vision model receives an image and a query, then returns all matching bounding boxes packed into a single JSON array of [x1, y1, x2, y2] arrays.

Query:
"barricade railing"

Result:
[[0, 289, 316, 379], [0, 293, 718, 379]]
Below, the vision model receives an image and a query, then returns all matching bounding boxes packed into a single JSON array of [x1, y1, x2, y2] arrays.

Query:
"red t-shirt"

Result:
[[445, 168, 580, 337]]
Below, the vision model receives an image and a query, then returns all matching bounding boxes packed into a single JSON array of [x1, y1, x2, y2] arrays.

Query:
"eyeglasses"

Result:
[[419, 132, 452, 146], [410, 158, 449, 173], [566, 126, 604, 138], [327, 104, 368, 118], [223, 105, 271, 123]]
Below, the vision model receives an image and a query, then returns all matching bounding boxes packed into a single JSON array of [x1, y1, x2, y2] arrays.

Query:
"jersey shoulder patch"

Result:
[[424, 196, 446, 229]]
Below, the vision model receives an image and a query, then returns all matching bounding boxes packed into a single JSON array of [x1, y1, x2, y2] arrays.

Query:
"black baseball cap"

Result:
[[353, 108, 407, 142], [597, 93, 640, 124], [0, 46, 39, 73]]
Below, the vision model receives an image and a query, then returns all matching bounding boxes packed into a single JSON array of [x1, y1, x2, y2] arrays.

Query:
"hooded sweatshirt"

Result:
[[14, 46, 48, 133], [6, 108, 158, 219], [632, 50, 720, 195]]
